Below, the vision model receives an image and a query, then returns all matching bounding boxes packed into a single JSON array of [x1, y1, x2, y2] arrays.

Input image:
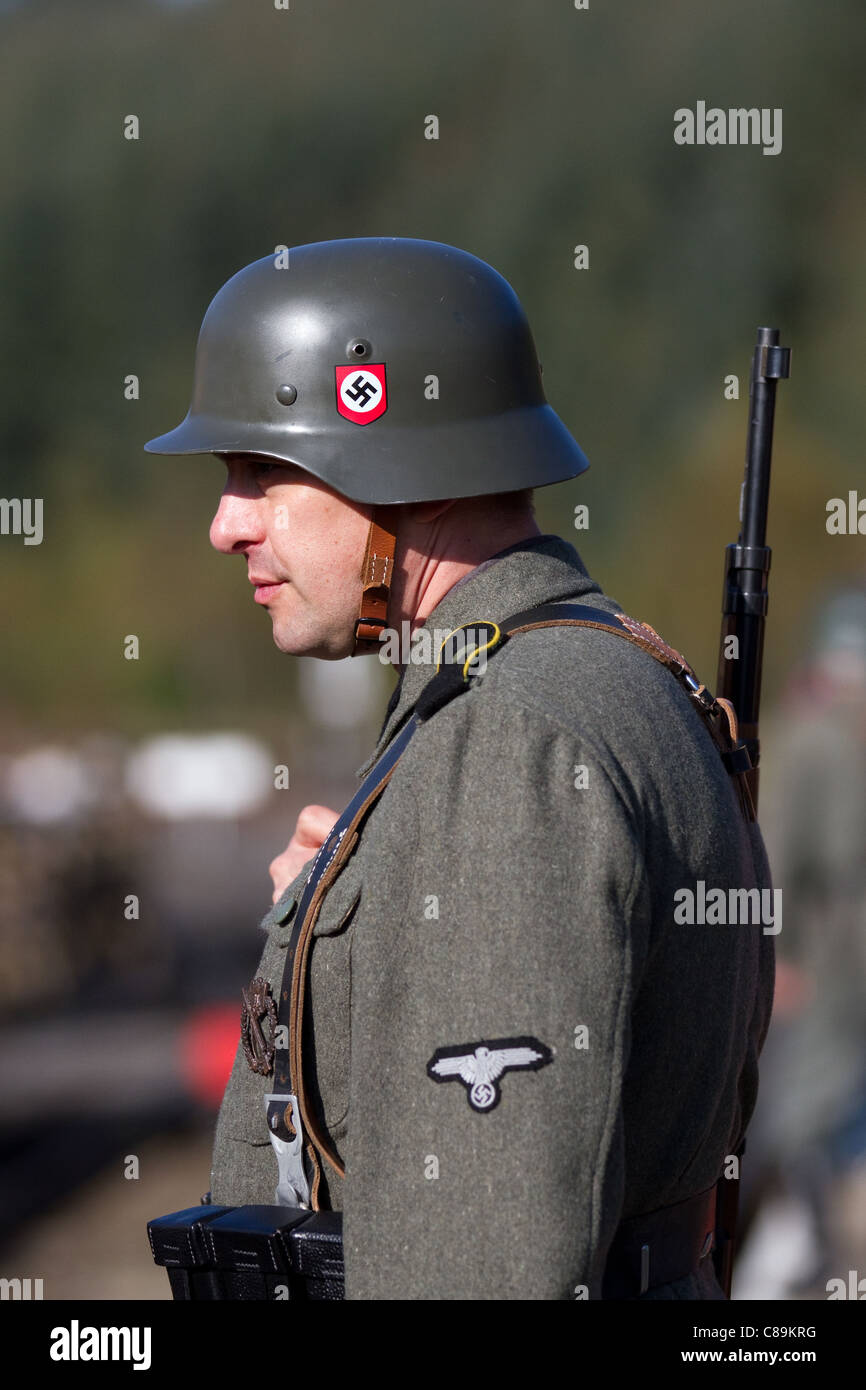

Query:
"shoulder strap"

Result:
[[266, 712, 422, 1205], [415, 602, 755, 823], [504, 604, 756, 822]]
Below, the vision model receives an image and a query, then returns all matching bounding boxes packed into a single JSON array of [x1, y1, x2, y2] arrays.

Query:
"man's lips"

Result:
[[249, 575, 287, 604]]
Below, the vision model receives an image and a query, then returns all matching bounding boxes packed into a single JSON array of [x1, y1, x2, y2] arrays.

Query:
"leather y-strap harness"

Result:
[[265, 602, 755, 1235]]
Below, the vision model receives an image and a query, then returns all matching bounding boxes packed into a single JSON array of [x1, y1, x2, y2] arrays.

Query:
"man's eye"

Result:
[[255, 461, 279, 477]]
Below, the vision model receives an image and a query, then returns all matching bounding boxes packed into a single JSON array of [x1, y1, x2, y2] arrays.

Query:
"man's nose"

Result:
[[209, 491, 263, 554]]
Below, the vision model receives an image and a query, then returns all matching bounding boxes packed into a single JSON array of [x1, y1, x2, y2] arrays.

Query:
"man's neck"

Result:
[[388, 512, 543, 672]]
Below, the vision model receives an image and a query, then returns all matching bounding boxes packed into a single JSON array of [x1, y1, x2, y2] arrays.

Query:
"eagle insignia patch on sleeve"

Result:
[[427, 1036, 553, 1111]]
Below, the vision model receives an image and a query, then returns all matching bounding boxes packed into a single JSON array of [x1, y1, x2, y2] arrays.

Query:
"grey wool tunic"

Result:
[[210, 533, 775, 1300]]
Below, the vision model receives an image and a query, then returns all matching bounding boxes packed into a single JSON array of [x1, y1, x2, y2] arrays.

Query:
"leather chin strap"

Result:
[[352, 511, 397, 655]]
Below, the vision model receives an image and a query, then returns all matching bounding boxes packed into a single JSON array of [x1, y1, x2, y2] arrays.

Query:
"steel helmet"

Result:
[[144, 236, 590, 504], [145, 237, 591, 652]]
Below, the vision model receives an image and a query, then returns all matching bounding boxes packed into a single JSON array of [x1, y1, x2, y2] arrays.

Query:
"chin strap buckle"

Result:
[[352, 512, 397, 655], [354, 616, 388, 644]]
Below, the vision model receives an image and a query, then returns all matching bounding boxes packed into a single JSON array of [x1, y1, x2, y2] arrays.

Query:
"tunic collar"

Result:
[[354, 533, 602, 778]]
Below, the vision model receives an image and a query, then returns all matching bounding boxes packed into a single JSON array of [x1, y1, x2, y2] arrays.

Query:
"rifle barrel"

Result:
[[716, 327, 790, 810]]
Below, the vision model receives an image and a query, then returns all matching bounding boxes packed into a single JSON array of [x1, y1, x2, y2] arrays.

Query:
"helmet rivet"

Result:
[[347, 337, 372, 359], [275, 383, 297, 406]]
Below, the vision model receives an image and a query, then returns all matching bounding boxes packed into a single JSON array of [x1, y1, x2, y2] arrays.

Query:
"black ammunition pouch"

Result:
[[148, 1204, 344, 1301]]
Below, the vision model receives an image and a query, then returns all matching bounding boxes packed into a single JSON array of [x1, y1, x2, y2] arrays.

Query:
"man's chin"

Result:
[[270, 619, 353, 660]]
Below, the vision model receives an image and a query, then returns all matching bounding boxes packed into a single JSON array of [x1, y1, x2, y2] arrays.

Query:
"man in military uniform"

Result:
[[145, 237, 774, 1299]]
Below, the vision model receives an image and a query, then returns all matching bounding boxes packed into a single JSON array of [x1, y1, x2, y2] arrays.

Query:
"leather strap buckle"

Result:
[[354, 616, 387, 644]]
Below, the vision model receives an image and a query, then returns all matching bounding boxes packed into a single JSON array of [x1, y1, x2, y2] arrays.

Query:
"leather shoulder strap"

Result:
[[512, 604, 757, 823], [421, 603, 756, 824], [501, 603, 695, 673], [268, 712, 421, 1203]]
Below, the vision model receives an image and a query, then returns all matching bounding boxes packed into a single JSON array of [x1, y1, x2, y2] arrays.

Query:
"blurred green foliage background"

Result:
[[1, 0, 863, 736]]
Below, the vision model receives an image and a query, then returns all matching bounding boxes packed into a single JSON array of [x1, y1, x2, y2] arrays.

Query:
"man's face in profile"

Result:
[[209, 453, 373, 659]]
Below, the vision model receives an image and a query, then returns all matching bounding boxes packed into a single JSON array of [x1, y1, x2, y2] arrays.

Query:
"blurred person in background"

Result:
[[739, 584, 866, 1297]]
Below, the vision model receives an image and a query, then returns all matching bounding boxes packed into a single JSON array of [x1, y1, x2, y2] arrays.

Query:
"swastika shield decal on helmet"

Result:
[[335, 363, 388, 424]]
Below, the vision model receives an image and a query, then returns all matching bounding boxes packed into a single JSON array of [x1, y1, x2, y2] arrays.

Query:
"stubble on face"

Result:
[[211, 455, 373, 659]]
